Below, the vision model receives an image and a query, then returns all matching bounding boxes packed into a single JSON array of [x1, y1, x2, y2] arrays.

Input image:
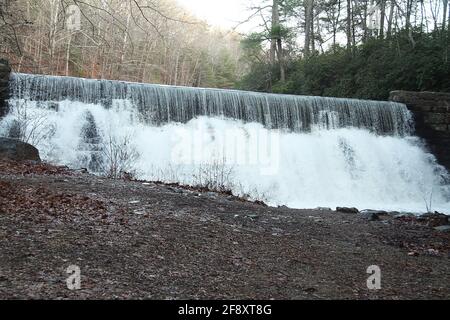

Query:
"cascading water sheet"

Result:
[[8, 73, 412, 135], [2, 73, 449, 213]]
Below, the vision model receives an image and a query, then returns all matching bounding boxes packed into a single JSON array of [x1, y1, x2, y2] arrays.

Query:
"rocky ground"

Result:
[[0, 160, 449, 300]]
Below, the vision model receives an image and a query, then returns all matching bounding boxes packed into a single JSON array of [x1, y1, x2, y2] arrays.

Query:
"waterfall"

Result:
[[9, 73, 412, 135], [2, 73, 449, 213]]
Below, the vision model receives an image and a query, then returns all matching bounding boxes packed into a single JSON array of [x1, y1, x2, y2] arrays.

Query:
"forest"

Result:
[[1, 0, 450, 100], [0, 0, 243, 88], [238, 0, 450, 100]]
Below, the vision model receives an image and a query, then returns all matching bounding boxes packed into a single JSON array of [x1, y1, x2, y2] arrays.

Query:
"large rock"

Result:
[[0, 138, 41, 162], [336, 207, 359, 214], [359, 209, 388, 221]]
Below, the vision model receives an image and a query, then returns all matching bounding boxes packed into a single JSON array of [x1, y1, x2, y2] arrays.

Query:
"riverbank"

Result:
[[0, 160, 449, 299]]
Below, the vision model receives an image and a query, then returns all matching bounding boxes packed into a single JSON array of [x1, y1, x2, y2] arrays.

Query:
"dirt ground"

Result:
[[0, 161, 449, 300]]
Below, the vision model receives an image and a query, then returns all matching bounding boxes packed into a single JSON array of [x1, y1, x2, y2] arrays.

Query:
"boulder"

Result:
[[336, 207, 359, 214], [362, 212, 379, 221], [0, 137, 41, 162], [359, 210, 383, 221]]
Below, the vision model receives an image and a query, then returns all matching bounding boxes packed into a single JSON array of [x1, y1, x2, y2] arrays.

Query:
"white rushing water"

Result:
[[9, 73, 412, 135], [1, 98, 449, 213]]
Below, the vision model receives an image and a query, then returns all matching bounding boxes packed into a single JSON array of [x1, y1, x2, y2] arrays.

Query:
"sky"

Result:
[[175, 0, 259, 32]]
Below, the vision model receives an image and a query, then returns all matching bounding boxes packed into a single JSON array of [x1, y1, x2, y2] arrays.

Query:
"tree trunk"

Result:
[[380, 0, 386, 38], [65, 32, 72, 76], [406, 0, 412, 31], [311, 6, 315, 53], [304, 0, 314, 56], [443, 0, 448, 31], [272, 0, 285, 82], [174, 52, 180, 85], [406, 0, 416, 47], [363, 0, 369, 41], [346, 0, 352, 50], [332, 0, 341, 51], [277, 38, 285, 82], [270, 0, 278, 65], [118, 8, 132, 77], [387, 0, 395, 38], [49, 0, 60, 73]]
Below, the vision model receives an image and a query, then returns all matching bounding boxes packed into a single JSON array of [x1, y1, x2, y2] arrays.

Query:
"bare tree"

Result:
[[1, 0, 243, 88], [4, 100, 55, 146], [0, 0, 28, 56], [99, 131, 139, 179]]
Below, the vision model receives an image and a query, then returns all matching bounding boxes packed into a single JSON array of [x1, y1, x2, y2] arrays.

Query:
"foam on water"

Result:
[[1, 98, 449, 213]]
